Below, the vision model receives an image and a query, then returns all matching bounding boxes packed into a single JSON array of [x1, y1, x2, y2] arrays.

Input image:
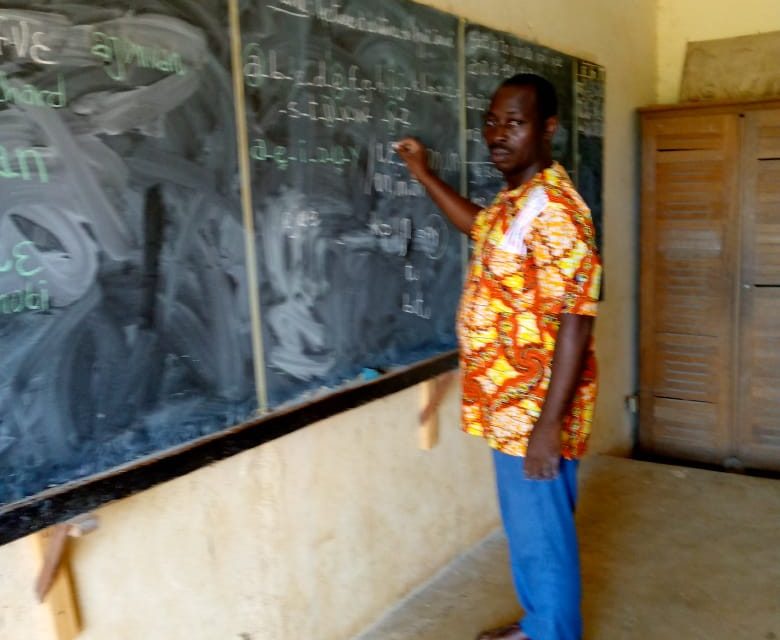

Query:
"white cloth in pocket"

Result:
[[498, 187, 549, 256]]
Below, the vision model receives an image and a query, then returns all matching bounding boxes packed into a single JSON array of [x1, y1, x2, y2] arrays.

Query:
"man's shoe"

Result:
[[475, 622, 530, 640]]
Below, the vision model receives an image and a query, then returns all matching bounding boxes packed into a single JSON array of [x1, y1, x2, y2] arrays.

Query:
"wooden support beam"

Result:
[[419, 372, 457, 450], [32, 514, 98, 640]]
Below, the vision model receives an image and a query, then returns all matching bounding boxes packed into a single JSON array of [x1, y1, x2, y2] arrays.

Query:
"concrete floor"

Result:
[[354, 456, 780, 640]]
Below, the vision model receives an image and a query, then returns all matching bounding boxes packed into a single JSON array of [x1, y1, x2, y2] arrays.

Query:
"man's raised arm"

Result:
[[396, 137, 481, 235]]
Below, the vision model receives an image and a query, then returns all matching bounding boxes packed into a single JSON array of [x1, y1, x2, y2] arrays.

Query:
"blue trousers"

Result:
[[492, 449, 582, 640]]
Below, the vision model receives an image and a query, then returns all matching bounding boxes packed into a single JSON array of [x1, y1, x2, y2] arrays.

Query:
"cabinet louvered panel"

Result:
[[652, 334, 720, 403], [649, 397, 721, 460], [744, 112, 780, 285], [737, 288, 780, 468], [754, 161, 780, 283], [653, 222, 727, 336], [640, 113, 737, 462], [641, 103, 780, 471], [756, 110, 780, 159], [740, 110, 780, 468]]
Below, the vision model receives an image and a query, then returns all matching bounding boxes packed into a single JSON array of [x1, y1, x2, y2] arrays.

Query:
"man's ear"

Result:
[[543, 115, 559, 142]]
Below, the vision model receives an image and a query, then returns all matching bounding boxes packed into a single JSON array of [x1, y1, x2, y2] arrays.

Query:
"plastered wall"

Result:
[[657, 0, 780, 103], [0, 1, 657, 639]]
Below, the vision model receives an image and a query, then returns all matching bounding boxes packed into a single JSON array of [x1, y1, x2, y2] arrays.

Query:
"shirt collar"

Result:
[[498, 161, 566, 201]]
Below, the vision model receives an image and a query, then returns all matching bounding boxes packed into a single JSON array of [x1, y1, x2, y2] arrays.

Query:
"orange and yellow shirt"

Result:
[[457, 162, 602, 459]]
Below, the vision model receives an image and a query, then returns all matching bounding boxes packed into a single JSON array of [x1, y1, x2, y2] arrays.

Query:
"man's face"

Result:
[[482, 84, 557, 187]]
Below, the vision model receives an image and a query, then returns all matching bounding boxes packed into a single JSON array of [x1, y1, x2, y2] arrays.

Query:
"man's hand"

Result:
[[395, 137, 431, 181], [524, 314, 594, 480], [393, 137, 481, 235], [524, 421, 562, 480]]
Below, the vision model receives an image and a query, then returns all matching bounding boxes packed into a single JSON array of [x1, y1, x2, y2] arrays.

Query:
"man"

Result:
[[396, 73, 601, 640]]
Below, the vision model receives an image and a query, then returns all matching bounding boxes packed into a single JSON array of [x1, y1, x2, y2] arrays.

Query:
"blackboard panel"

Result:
[[575, 59, 605, 251], [0, 2, 255, 506], [464, 23, 576, 208], [0, 1, 607, 540], [240, 1, 462, 407]]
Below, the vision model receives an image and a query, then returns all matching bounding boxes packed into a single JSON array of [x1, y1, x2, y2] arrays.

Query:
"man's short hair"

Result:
[[500, 73, 558, 123]]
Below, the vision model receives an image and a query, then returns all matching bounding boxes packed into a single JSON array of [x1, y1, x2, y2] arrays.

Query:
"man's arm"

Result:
[[524, 313, 594, 480], [396, 138, 481, 235]]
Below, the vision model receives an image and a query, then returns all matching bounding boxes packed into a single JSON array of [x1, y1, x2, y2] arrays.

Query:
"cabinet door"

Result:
[[737, 110, 780, 470], [640, 113, 739, 462]]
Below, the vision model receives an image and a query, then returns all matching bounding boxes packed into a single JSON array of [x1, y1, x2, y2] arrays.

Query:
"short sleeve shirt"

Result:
[[456, 162, 602, 459]]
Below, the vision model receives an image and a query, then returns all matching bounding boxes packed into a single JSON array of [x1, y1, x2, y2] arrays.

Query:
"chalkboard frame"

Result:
[[0, 349, 458, 545]]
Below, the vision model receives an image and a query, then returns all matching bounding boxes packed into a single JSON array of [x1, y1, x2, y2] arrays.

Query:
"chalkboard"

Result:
[[462, 23, 605, 255], [575, 59, 605, 251], [463, 23, 576, 208], [239, 0, 462, 408], [0, 0, 606, 542], [0, 1, 256, 507]]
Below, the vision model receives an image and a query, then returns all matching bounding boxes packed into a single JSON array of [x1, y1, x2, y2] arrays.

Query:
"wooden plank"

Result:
[[228, 0, 268, 413], [651, 333, 722, 403], [756, 109, 780, 158], [639, 98, 780, 115], [639, 112, 739, 461], [419, 380, 440, 449], [649, 397, 724, 462], [734, 109, 780, 470], [418, 372, 456, 450], [32, 528, 81, 640], [736, 286, 780, 469]]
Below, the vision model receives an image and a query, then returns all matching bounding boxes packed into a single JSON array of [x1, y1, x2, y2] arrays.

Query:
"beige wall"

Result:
[[0, 1, 657, 639], [657, 0, 780, 103]]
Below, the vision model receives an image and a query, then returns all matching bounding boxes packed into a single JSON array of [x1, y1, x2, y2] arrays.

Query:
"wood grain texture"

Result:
[[737, 110, 780, 470], [641, 101, 780, 471], [32, 529, 81, 640], [639, 112, 738, 463]]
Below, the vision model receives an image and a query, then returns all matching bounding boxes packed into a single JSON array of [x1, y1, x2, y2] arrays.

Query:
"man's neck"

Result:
[[506, 157, 554, 190]]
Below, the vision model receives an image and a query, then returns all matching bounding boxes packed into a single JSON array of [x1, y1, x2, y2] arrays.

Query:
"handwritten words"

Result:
[[368, 213, 448, 261], [0, 15, 56, 65], [244, 47, 457, 102], [0, 241, 49, 316], [91, 32, 187, 82], [0, 280, 50, 315], [251, 138, 360, 172], [0, 71, 66, 108], [271, 0, 455, 48], [0, 146, 49, 184], [0, 241, 42, 278], [467, 30, 565, 69]]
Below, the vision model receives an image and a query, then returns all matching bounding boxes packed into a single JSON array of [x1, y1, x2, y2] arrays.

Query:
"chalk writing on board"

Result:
[[574, 59, 605, 252], [0, 14, 57, 65], [0, 239, 50, 315], [0, 281, 50, 315], [267, 0, 455, 47], [90, 32, 188, 82], [0, 72, 67, 108], [251, 137, 361, 172], [241, 0, 461, 402], [464, 24, 575, 208], [1, 241, 42, 277], [0, 147, 49, 183], [0, 2, 255, 510], [576, 60, 605, 137], [244, 46, 458, 100], [467, 30, 566, 69]]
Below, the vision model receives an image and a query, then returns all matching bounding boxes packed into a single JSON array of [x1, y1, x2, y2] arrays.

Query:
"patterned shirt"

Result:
[[457, 162, 602, 459]]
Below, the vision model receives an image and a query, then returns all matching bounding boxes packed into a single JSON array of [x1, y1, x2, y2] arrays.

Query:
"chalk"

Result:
[[361, 368, 381, 381]]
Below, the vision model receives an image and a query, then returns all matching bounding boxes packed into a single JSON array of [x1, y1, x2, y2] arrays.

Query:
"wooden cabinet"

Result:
[[640, 100, 780, 471]]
